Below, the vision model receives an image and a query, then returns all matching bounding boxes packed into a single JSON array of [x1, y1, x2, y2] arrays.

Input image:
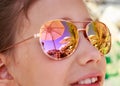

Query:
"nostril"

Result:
[[86, 59, 95, 64], [76, 50, 102, 66], [77, 56, 101, 66]]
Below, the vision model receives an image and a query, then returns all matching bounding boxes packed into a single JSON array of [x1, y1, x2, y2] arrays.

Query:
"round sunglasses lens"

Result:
[[86, 21, 111, 54], [39, 20, 79, 60]]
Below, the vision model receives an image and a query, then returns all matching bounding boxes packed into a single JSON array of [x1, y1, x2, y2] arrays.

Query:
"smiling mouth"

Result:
[[71, 76, 102, 86]]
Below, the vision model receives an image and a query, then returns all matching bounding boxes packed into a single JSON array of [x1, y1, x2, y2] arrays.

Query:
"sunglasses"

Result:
[[1, 19, 111, 60]]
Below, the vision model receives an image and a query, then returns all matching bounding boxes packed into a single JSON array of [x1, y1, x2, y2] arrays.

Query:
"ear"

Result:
[[0, 54, 16, 86]]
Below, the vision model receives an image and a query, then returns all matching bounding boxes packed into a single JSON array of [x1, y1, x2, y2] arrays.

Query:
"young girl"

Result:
[[0, 0, 111, 86]]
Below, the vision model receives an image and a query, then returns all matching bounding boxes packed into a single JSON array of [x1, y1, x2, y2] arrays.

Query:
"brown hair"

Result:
[[0, 0, 34, 54]]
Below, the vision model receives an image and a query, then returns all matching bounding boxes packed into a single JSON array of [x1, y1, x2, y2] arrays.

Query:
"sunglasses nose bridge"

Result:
[[78, 29, 86, 32], [77, 29, 86, 36]]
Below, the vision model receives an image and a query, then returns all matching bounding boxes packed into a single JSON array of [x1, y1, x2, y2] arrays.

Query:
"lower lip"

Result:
[[71, 82, 100, 86]]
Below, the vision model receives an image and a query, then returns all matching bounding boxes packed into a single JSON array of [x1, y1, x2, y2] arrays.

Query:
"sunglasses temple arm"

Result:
[[0, 35, 35, 53]]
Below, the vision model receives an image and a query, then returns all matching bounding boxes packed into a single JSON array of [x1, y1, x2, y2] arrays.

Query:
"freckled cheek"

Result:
[[27, 52, 69, 82], [27, 62, 68, 85], [11, 49, 68, 85]]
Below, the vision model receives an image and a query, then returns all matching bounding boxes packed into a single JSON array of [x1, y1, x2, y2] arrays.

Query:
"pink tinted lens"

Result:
[[39, 20, 79, 60]]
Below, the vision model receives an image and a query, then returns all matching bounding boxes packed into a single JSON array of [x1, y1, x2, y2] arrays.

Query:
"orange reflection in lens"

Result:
[[87, 21, 111, 54]]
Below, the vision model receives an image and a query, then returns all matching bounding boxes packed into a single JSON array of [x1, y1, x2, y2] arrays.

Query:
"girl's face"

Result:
[[6, 0, 106, 86]]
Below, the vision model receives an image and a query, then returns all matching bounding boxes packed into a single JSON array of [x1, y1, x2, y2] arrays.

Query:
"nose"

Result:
[[74, 33, 102, 65]]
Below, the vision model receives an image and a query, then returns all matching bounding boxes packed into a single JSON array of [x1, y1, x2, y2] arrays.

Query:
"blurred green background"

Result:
[[85, 0, 120, 86]]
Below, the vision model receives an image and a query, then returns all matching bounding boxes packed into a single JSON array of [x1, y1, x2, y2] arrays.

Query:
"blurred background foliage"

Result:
[[84, 0, 120, 86]]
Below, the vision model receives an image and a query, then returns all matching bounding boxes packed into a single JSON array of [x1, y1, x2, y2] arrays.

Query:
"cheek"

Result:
[[29, 56, 69, 86], [102, 57, 106, 71], [99, 56, 106, 76], [9, 47, 69, 86]]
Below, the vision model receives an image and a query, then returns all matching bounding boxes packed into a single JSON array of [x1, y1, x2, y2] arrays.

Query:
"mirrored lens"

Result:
[[39, 20, 79, 60], [86, 21, 111, 54]]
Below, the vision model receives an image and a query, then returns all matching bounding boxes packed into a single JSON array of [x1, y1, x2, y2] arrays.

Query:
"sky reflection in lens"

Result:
[[39, 20, 78, 60]]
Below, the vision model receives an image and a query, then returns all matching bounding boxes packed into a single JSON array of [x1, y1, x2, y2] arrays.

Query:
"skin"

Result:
[[1, 0, 106, 86]]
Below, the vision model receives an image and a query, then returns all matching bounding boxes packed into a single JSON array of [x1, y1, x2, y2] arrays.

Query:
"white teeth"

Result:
[[78, 77, 98, 84], [84, 78, 92, 84], [92, 77, 98, 83]]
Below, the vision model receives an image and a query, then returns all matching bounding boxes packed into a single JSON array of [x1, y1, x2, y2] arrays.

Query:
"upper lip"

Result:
[[70, 71, 103, 85]]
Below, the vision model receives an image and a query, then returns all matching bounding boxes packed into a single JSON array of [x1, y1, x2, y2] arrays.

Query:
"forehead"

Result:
[[22, 0, 90, 36], [28, 0, 89, 20]]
